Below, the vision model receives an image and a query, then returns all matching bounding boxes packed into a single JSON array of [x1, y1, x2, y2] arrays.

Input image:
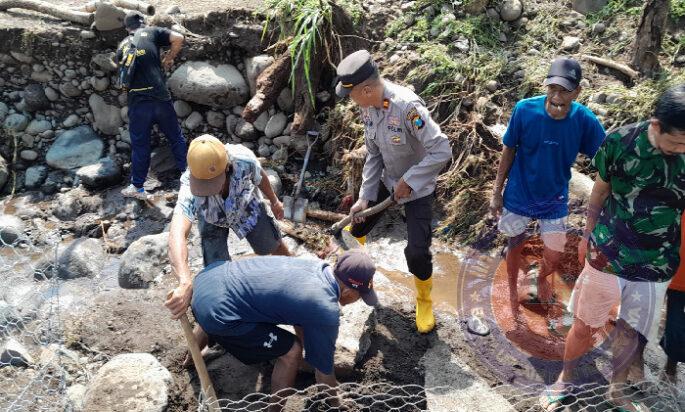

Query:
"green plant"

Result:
[[586, 0, 643, 24], [262, 0, 334, 106], [672, 0, 685, 19]]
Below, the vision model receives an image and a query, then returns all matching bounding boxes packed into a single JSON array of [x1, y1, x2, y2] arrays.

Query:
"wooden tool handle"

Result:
[[330, 197, 395, 233], [167, 291, 218, 411]]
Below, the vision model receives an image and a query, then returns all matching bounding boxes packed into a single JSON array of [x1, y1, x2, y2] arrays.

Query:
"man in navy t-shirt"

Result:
[[116, 12, 188, 199], [191, 250, 378, 406], [489, 57, 605, 319]]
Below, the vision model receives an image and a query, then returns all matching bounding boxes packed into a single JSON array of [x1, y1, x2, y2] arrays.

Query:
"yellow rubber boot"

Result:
[[414, 277, 436, 334], [343, 224, 366, 246]]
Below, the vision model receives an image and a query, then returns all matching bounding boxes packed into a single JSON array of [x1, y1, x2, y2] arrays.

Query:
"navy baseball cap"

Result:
[[334, 250, 378, 306], [335, 50, 379, 98], [543, 57, 582, 91], [124, 11, 145, 30]]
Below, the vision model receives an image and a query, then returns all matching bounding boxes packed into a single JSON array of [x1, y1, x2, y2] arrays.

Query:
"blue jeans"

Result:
[[128, 99, 187, 188]]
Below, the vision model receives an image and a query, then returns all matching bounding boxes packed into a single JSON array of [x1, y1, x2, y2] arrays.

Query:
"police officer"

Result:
[[337, 50, 452, 333]]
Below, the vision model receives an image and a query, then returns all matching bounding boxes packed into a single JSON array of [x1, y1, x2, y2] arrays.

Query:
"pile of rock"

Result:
[[0, 44, 328, 196]]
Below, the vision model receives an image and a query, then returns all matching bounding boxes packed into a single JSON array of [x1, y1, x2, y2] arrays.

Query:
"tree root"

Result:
[[583, 55, 639, 80], [242, 52, 292, 123]]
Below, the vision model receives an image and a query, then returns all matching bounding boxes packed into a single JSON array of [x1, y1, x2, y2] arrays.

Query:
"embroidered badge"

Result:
[[388, 116, 400, 126], [412, 115, 425, 130], [406, 108, 419, 121], [391, 135, 402, 144], [382, 99, 390, 109]]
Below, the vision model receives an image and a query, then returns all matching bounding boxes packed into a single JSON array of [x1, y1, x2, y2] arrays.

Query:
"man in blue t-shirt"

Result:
[[191, 250, 378, 406], [489, 57, 605, 319]]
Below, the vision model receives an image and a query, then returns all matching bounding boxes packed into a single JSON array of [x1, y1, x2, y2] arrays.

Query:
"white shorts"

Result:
[[497, 208, 568, 252], [569, 262, 669, 342]]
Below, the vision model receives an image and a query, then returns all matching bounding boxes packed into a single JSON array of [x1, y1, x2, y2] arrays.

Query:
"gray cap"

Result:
[[543, 57, 582, 91], [335, 50, 379, 98], [124, 11, 145, 30]]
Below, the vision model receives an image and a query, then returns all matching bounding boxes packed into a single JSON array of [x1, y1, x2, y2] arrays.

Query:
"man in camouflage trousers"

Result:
[[540, 84, 685, 412]]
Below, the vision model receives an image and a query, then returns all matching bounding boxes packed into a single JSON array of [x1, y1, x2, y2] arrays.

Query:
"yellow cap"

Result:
[[187, 135, 229, 196]]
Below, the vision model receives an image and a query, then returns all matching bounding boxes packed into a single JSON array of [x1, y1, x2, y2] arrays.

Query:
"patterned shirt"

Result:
[[588, 122, 685, 282], [174, 144, 264, 239]]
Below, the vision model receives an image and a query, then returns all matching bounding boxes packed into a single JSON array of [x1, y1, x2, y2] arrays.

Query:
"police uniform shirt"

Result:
[[358, 81, 451, 204]]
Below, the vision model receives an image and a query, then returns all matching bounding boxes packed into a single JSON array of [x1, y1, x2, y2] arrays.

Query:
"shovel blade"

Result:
[[282, 196, 294, 220], [292, 198, 308, 223]]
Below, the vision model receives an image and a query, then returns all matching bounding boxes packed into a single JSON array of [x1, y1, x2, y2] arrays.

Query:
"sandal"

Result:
[[539, 383, 572, 411], [610, 401, 651, 412]]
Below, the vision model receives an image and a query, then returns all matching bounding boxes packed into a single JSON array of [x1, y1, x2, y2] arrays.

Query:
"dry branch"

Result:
[[0, 0, 94, 25], [583, 55, 639, 79], [111, 0, 154, 15]]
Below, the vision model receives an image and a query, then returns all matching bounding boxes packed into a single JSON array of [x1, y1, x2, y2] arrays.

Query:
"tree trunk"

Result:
[[0, 0, 94, 25], [242, 52, 292, 123], [632, 0, 670, 76]]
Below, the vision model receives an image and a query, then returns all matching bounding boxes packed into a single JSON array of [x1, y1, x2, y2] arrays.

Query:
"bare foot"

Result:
[[608, 385, 651, 412]]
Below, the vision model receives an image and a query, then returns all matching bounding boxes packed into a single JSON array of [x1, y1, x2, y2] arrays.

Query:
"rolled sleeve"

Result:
[[359, 132, 384, 202], [173, 171, 197, 221], [401, 102, 451, 192]]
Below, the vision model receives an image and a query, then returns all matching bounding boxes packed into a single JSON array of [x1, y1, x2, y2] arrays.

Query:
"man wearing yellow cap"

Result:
[[336, 50, 451, 333], [165, 135, 290, 349]]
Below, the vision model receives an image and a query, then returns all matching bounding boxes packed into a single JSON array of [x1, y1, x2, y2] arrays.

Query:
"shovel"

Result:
[[283, 131, 320, 223]]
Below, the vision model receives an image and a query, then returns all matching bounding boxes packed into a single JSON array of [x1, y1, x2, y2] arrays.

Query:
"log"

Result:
[[242, 52, 291, 123], [329, 197, 395, 234], [582, 55, 639, 79], [306, 209, 347, 222], [0, 0, 94, 25], [111, 0, 155, 15]]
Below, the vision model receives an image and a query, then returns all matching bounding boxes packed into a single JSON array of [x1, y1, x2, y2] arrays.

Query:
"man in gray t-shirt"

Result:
[[191, 251, 378, 403]]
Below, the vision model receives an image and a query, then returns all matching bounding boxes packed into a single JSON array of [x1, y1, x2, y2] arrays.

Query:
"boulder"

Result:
[[0, 215, 25, 245], [59, 82, 82, 98], [464, 0, 488, 14], [25, 119, 52, 135], [23, 84, 50, 112], [89, 94, 123, 135], [276, 88, 294, 113], [150, 146, 178, 175], [20, 150, 38, 162], [272, 135, 292, 147], [0, 155, 7, 190], [265, 169, 282, 196], [572, 0, 607, 15], [244, 55, 274, 96], [168, 62, 249, 108], [561, 36, 581, 51], [206, 111, 225, 128], [66, 384, 87, 412], [234, 119, 258, 141], [93, 1, 126, 31], [91, 53, 117, 73], [264, 112, 287, 139], [24, 165, 48, 189], [183, 111, 203, 131], [0, 338, 33, 367], [44, 87, 59, 102], [0, 300, 20, 331], [52, 191, 84, 221], [500, 0, 523, 21], [257, 143, 270, 157], [118, 233, 169, 289], [173, 100, 192, 118], [63, 114, 80, 128], [252, 111, 269, 132], [46, 126, 104, 170], [90, 76, 110, 92], [83, 353, 172, 412], [76, 157, 122, 189], [56, 238, 105, 279], [3, 114, 29, 133]]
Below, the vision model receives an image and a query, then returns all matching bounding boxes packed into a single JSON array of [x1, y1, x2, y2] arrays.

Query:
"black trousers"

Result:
[[350, 184, 433, 280]]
